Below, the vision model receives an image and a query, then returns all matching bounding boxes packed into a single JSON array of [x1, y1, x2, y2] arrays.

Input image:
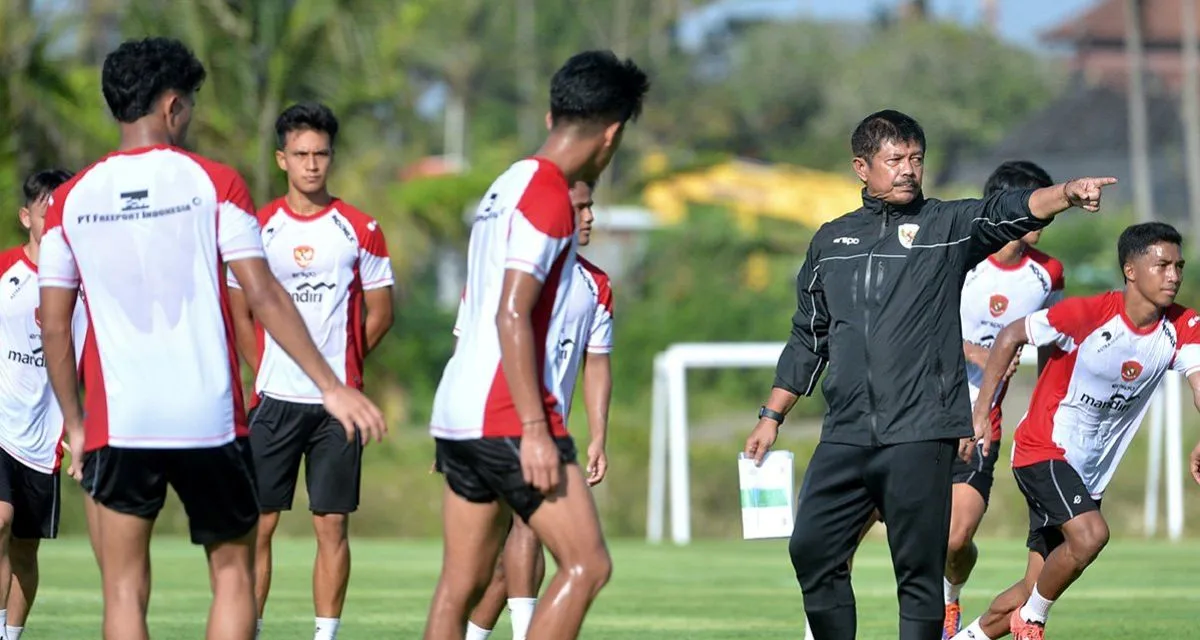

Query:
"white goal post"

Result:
[[645, 342, 1187, 545]]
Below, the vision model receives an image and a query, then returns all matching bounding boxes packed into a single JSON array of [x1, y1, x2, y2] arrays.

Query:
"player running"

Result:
[[423, 50, 647, 640], [227, 103, 394, 640], [952, 221, 1200, 640], [943, 161, 1065, 637], [37, 37, 386, 640], [0, 169, 85, 640], [463, 180, 614, 640]]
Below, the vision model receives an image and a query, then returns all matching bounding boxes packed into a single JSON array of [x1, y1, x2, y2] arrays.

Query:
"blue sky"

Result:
[[683, 0, 1098, 50]]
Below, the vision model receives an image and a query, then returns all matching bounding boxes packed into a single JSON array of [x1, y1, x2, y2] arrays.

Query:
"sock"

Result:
[[465, 622, 493, 640], [507, 597, 537, 640], [944, 576, 965, 604], [313, 617, 341, 640], [952, 618, 992, 640], [255, 619, 263, 640], [0, 610, 7, 635], [1018, 584, 1055, 624], [803, 614, 815, 640], [5, 626, 20, 640]]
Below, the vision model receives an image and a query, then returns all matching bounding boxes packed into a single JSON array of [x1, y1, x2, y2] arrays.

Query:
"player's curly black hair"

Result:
[[101, 37, 206, 124], [1118, 222, 1183, 274], [984, 160, 1054, 195], [275, 103, 340, 150], [22, 169, 73, 205], [549, 50, 649, 126]]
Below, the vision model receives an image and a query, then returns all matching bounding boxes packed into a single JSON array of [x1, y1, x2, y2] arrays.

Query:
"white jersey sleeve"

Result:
[[1025, 296, 1096, 353], [1172, 309, 1200, 376], [39, 189, 80, 289], [217, 175, 264, 263], [358, 220, 394, 291], [504, 180, 575, 281]]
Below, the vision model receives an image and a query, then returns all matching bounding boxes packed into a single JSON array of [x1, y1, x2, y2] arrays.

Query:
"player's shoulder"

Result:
[[1025, 246, 1064, 279], [330, 198, 382, 232], [1049, 290, 1120, 319], [257, 197, 288, 223], [1165, 304, 1200, 331], [0, 246, 28, 274], [576, 255, 613, 308], [509, 156, 569, 200], [576, 255, 609, 283], [172, 149, 245, 184]]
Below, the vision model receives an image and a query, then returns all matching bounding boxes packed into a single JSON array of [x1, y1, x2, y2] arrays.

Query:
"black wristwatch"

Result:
[[758, 405, 785, 425]]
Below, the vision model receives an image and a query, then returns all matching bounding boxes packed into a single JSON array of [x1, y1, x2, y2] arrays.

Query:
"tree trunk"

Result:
[[1126, 0, 1156, 222]]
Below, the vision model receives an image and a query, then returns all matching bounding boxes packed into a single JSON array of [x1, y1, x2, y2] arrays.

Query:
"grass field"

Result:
[[18, 534, 1200, 638]]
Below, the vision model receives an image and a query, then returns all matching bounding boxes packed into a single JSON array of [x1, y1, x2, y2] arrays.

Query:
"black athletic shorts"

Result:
[[0, 448, 60, 539], [950, 439, 1001, 506], [248, 396, 363, 514], [81, 438, 258, 545], [1012, 459, 1102, 558], [435, 436, 577, 523]]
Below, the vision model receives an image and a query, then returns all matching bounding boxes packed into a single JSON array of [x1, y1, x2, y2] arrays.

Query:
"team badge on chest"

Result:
[[897, 223, 920, 249], [293, 246, 315, 269], [1121, 360, 1143, 382], [988, 294, 1009, 317]]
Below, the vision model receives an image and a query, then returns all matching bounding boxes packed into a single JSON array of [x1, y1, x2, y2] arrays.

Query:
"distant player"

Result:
[[953, 222, 1200, 640], [423, 50, 647, 640], [797, 160, 1066, 640], [942, 161, 1065, 637], [37, 37, 386, 640], [0, 169, 84, 640], [227, 103, 394, 640], [463, 180, 614, 640]]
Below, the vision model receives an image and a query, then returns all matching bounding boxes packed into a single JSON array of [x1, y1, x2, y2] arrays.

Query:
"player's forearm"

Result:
[[583, 353, 611, 446], [246, 280, 340, 392], [976, 324, 1025, 423], [229, 290, 260, 370], [43, 320, 82, 424], [496, 311, 549, 434], [1028, 182, 1074, 220], [963, 341, 990, 370], [364, 305, 393, 354]]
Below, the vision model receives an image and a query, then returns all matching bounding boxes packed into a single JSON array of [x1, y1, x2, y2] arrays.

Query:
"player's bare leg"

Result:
[[204, 528, 258, 640], [466, 553, 509, 635], [956, 551, 1043, 639], [523, 463, 612, 640], [0, 502, 16, 633], [84, 494, 103, 570], [254, 511, 281, 618], [504, 518, 544, 638], [7, 538, 42, 636], [312, 512, 351, 633], [1011, 512, 1108, 632], [95, 505, 153, 640], [943, 483, 987, 635], [423, 485, 509, 640]]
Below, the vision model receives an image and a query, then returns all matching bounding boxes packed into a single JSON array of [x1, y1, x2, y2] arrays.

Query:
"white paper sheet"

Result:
[[737, 450, 795, 540]]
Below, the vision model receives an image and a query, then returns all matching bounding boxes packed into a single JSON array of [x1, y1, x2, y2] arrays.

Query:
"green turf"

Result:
[[20, 535, 1200, 638]]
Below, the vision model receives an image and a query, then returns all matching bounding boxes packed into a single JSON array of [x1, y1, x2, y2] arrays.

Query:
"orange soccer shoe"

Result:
[[942, 601, 962, 639]]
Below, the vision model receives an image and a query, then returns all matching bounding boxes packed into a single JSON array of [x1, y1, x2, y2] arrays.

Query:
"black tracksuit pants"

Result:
[[790, 439, 956, 640]]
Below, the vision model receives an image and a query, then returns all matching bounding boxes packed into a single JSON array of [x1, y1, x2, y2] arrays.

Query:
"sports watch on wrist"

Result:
[[758, 405, 785, 425]]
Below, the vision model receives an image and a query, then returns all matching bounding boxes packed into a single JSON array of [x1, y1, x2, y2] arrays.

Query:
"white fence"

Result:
[[645, 342, 1188, 545]]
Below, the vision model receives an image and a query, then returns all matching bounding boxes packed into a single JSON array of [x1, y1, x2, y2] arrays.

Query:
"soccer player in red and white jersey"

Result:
[[943, 161, 1065, 636], [952, 222, 1200, 640], [36, 38, 385, 640], [0, 169, 84, 640], [226, 103, 394, 640], [463, 180, 614, 640], [423, 51, 647, 640]]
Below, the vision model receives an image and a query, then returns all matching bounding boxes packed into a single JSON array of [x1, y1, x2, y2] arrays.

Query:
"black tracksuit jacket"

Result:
[[773, 187, 1050, 446]]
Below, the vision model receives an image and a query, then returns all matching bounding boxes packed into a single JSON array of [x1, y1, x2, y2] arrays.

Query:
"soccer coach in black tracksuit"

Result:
[[743, 110, 1117, 640]]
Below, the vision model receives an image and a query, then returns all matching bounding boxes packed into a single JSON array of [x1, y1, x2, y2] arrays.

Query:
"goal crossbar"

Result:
[[646, 342, 1187, 545]]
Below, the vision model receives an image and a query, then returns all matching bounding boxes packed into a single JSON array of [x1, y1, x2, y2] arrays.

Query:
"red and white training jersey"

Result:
[[431, 157, 577, 440], [0, 247, 87, 472], [38, 145, 264, 452], [228, 198, 393, 404], [1011, 292, 1200, 498], [961, 248, 1064, 441], [453, 255, 613, 420]]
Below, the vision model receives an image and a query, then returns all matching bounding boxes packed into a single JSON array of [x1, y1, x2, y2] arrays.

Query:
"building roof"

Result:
[[1042, 0, 1200, 45]]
